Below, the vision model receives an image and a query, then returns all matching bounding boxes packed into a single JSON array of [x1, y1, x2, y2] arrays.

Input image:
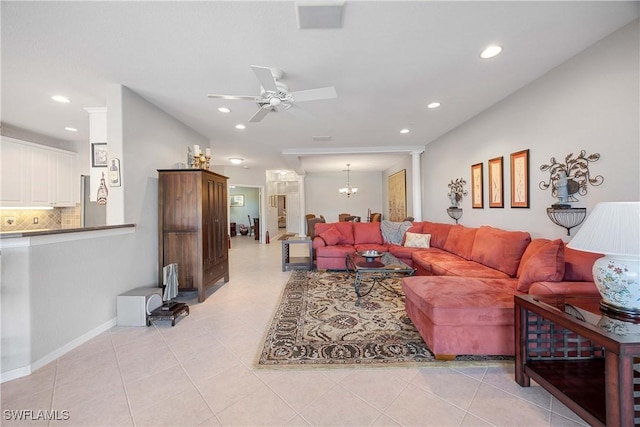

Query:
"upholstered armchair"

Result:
[[370, 213, 382, 222]]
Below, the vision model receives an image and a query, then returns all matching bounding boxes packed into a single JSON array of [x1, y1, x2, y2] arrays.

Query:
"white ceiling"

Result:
[[2, 1, 638, 174]]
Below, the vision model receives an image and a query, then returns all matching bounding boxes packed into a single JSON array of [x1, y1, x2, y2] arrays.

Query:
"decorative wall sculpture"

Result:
[[539, 150, 603, 203], [447, 178, 467, 208]]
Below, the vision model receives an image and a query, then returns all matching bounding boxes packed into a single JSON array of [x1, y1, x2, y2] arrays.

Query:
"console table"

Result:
[[515, 294, 640, 426]]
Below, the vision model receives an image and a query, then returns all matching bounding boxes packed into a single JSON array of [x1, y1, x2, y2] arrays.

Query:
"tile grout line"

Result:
[[110, 327, 137, 427]]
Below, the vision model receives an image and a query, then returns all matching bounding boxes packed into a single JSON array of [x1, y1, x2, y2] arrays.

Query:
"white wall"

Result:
[[422, 20, 639, 240], [305, 170, 383, 222]]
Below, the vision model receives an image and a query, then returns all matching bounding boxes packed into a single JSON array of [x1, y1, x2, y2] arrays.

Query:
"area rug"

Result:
[[257, 270, 513, 367]]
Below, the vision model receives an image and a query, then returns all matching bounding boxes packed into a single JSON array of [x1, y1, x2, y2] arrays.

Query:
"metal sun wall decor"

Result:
[[447, 178, 468, 207], [538, 150, 603, 205]]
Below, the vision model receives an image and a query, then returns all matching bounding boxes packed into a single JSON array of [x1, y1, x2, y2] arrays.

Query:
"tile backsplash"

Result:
[[1, 206, 81, 232]]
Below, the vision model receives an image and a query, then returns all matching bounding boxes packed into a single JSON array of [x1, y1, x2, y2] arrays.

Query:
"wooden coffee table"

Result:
[[515, 294, 640, 426], [345, 251, 414, 306]]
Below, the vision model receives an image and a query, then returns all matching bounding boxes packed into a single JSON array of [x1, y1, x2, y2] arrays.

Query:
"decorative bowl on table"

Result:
[[358, 250, 383, 263]]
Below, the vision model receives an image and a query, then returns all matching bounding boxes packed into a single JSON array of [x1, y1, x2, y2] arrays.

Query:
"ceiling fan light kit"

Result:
[[208, 65, 337, 123]]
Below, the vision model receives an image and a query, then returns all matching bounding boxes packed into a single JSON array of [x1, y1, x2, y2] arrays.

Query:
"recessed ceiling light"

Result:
[[51, 95, 70, 103], [235, 124, 246, 130], [427, 102, 441, 109], [400, 128, 410, 134], [64, 127, 78, 132], [229, 158, 244, 165], [218, 107, 231, 113], [480, 45, 503, 59]]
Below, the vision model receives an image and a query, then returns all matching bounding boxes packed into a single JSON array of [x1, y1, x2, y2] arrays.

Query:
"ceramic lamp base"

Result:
[[593, 255, 640, 318]]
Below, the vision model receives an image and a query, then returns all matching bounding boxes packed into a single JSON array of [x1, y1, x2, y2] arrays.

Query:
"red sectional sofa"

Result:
[[312, 220, 603, 359]]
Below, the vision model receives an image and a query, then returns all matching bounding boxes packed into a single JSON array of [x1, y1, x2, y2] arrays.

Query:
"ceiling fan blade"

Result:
[[291, 87, 337, 102], [248, 106, 272, 123], [251, 65, 278, 93], [207, 94, 258, 101]]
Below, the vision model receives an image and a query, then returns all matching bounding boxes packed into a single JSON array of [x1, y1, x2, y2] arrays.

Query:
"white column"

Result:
[[411, 150, 423, 221]]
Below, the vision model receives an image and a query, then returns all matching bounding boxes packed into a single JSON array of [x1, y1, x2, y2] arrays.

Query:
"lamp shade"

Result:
[[567, 202, 640, 257], [568, 201, 640, 319]]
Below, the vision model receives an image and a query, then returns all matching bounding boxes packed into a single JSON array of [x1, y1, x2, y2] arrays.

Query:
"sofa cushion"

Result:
[[354, 222, 383, 245], [315, 244, 355, 259], [402, 276, 518, 326], [517, 238, 551, 277], [401, 224, 425, 245], [516, 239, 565, 293], [421, 221, 453, 249], [404, 232, 431, 248], [429, 261, 510, 279], [470, 226, 531, 277], [334, 222, 355, 244], [317, 225, 345, 246], [442, 225, 478, 260], [563, 247, 604, 282]]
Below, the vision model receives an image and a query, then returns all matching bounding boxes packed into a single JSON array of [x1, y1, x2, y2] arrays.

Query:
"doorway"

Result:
[[277, 195, 286, 229], [228, 185, 262, 242]]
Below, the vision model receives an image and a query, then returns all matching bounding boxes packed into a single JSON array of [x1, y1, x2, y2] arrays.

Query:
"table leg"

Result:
[[354, 271, 363, 306]]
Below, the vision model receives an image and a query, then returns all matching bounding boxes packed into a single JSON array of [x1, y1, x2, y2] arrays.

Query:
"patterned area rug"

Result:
[[257, 270, 513, 366]]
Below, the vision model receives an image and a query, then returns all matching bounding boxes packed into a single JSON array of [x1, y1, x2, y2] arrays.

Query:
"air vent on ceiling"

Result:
[[312, 136, 332, 142], [296, 1, 344, 29]]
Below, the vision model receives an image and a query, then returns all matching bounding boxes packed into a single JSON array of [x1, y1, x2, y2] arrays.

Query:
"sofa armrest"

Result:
[[312, 237, 326, 250], [528, 281, 599, 296]]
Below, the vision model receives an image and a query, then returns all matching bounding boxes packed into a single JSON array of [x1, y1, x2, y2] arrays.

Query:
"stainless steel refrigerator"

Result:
[[81, 175, 106, 227]]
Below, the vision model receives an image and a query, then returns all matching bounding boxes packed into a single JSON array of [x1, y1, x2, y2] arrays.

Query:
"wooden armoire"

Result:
[[158, 169, 229, 302]]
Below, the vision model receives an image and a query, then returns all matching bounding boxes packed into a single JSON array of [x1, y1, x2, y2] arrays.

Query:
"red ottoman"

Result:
[[401, 276, 519, 359]]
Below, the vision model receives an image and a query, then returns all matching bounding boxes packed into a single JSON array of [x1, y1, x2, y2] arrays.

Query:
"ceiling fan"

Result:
[[207, 65, 337, 123]]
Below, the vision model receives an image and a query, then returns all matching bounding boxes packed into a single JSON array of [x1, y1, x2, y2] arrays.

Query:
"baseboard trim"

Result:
[[1, 317, 117, 383]]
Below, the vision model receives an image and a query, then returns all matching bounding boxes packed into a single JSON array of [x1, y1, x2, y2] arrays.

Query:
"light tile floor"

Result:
[[1, 235, 589, 426]]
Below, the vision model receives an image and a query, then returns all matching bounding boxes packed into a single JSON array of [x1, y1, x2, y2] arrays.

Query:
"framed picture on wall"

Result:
[[388, 169, 407, 222], [510, 149, 530, 208], [230, 194, 245, 207], [488, 156, 504, 208], [91, 143, 108, 167], [471, 163, 483, 208]]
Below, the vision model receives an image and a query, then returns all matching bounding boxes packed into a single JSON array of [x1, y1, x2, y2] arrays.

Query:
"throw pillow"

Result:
[[317, 225, 345, 246], [404, 232, 431, 248], [517, 239, 565, 293]]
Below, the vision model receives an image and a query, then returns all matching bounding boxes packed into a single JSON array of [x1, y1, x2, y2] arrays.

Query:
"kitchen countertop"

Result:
[[0, 223, 136, 239]]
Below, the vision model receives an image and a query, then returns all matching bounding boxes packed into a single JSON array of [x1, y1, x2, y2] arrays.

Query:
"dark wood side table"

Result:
[[515, 294, 640, 426]]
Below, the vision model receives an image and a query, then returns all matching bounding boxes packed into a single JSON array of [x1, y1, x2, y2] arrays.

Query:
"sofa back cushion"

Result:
[[421, 221, 454, 249], [317, 225, 345, 246], [354, 222, 383, 245], [563, 247, 604, 282], [315, 222, 354, 245], [517, 239, 565, 292], [517, 238, 551, 277], [442, 225, 478, 260], [470, 226, 531, 277]]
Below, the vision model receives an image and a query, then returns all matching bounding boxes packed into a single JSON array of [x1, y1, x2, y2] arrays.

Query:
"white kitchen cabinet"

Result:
[[49, 150, 78, 206], [0, 137, 78, 208], [0, 139, 27, 205]]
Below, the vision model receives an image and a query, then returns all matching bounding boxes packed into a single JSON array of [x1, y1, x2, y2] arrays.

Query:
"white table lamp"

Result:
[[568, 202, 640, 319]]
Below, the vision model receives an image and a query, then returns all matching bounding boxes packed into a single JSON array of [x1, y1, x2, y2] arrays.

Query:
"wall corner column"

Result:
[[411, 150, 423, 221]]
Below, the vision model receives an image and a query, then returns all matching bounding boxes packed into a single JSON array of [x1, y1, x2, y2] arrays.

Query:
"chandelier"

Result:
[[339, 164, 358, 197]]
